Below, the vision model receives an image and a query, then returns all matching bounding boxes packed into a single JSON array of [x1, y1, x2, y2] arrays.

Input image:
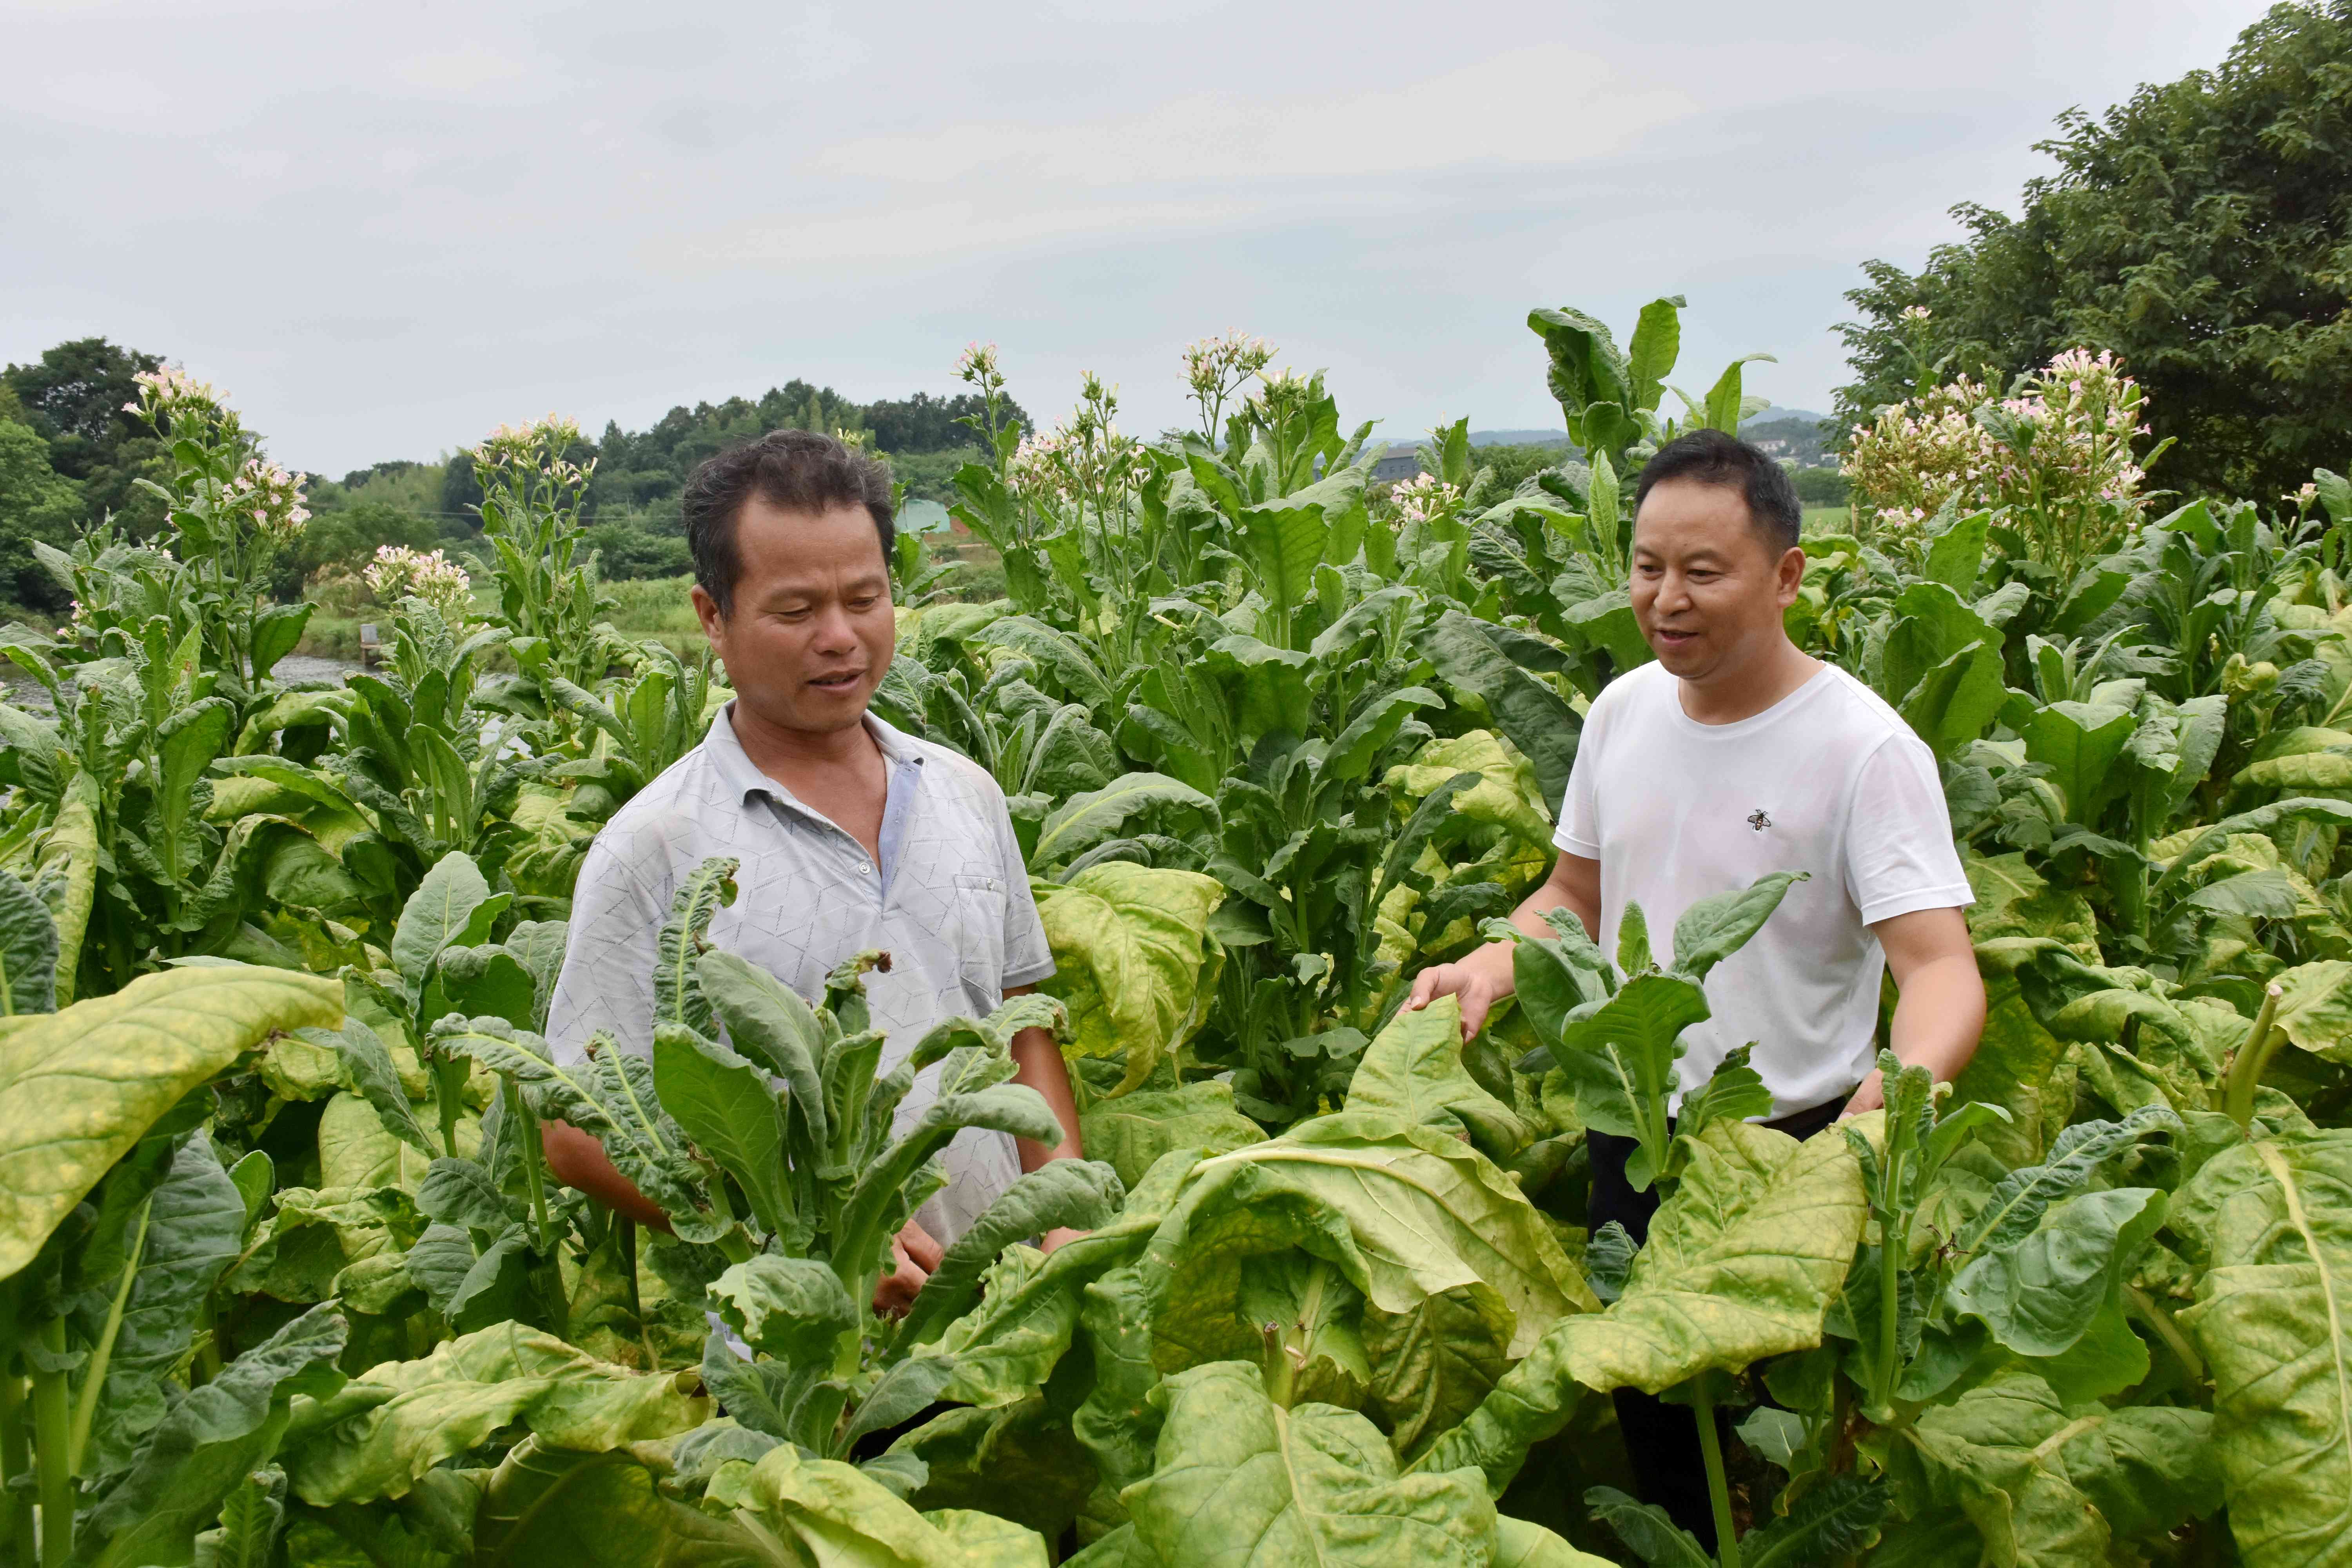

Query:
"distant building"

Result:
[[1371, 450, 1423, 483]]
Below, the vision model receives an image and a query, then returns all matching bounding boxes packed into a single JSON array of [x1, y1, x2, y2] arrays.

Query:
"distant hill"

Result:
[[1742, 407, 1828, 429]]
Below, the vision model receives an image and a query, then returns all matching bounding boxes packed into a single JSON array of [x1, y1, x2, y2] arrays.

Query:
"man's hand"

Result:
[[1841, 1069, 1886, 1118], [1406, 852, 1599, 1040], [1040, 1226, 1085, 1254], [1405, 946, 1518, 1040], [874, 1218, 943, 1317]]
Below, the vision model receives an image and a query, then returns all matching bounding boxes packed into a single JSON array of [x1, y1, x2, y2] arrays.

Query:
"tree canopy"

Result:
[[1834, 0, 2352, 500], [1, 337, 169, 536]]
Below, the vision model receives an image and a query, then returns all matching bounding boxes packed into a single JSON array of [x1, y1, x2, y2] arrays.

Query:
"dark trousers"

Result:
[[1585, 1097, 1846, 1550]]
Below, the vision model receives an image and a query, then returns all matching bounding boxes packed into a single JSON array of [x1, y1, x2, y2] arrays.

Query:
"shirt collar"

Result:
[[706, 701, 922, 812]]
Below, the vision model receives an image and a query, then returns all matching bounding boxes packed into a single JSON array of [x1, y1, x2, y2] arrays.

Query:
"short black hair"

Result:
[[682, 429, 895, 616], [1633, 429, 1802, 553]]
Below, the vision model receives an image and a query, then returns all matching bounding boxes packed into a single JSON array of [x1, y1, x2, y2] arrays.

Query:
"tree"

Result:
[[1793, 466, 1850, 506], [0, 420, 85, 611], [1833, 0, 2352, 500], [1, 337, 169, 535]]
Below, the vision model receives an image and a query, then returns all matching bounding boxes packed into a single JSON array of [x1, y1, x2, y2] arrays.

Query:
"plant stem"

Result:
[[2, 1368, 34, 1568], [1690, 1380, 1740, 1568], [31, 1323, 73, 1568], [69, 1196, 151, 1473], [435, 1055, 468, 1159], [2125, 1285, 2206, 1385], [617, 1219, 656, 1372], [1873, 1236, 1902, 1416], [510, 1078, 556, 1253], [1259, 1323, 1296, 1410], [2222, 983, 2286, 1131]]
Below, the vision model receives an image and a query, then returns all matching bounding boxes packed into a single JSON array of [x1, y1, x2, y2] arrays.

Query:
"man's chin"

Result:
[[1648, 636, 1709, 674]]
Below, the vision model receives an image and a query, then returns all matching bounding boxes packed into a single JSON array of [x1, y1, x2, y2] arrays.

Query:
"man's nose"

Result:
[[809, 603, 858, 650]]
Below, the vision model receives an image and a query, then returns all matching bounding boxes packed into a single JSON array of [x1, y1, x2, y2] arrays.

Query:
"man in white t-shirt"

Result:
[[1408, 428, 1984, 1548]]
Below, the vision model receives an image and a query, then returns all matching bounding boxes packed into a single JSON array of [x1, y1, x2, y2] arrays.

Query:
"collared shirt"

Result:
[[545, 703, 1056, 1241]]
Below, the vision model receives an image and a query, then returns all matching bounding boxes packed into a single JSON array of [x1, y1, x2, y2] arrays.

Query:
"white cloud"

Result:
[[813, 44, 1698, 185], [658, 195, 1288, 271]]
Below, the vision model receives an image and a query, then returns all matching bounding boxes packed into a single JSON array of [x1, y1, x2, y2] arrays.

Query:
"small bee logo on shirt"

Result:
[[1747, 809, 1773, 832]]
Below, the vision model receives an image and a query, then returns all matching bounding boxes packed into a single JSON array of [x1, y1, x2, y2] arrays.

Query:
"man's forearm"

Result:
[[1007, 1023, 1083, 1172], [1884, 953, 1985, 1083], [1475, 862, 1600, 981], [543, 1118, 671, 1230]]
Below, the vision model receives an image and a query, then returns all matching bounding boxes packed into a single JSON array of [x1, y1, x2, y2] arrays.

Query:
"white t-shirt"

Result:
[[1553, 660, 1972, 1116]]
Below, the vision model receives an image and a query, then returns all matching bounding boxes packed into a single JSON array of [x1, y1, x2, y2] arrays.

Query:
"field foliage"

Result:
[[2, 301, 2350, 1568]]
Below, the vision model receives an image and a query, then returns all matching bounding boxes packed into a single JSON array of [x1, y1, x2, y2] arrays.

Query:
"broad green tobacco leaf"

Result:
[[656, 855, 737, 1034], [1363, 1284, 1517, 1462], [1383, 729, 1555, 851], [1889, 1375, 2217, 1568], [0, 964, 341, 1278], [698, 947, 830, 1152], [892, 1398, 1102, 1542], [1952, 946, 2076, 1166], [282, 1320, 708, 1506], [36, 776, 98, 1005], [1584, 1486, 1711, 1567], [1945, 1187, 2167, 1361], [1537, 971, 1709, 1191], [1667, 870, 1806, 981], [1414, 610, 1580, 813], [0, 862, 57, 1014], [1492, 1517, 1620, 1567], [1078, 1079, 1263, 1189], [388, 849, 493, 986], [81, 1129, 250, 1476], [1122, 1360, 1497, 1567], [194, 1465, 288, 1568], [78, 1304, 348, 1568], [1741, 1472, 1889, 1567], [1032, 773, 1216, 876], [1142, 1109, 1592, 1380], [1962, 852, 2101, 958], [901, 1159, 1127, 1358], [2174, 1133, 2352, 1567], [704, 1438, 1051, 1565], [1037, 861, 1225, 1094], [653, 1021, 791, 1238], [2269, 960, 2352, 1062], [1419, 1120, 1863, 1491], [1346, 994, 1532, 1159], [470, 1435, 712, 1567], [710, 1253, 858, 1372], [2016, 699, 2138, 823], [299, 1017, 435, 1157]]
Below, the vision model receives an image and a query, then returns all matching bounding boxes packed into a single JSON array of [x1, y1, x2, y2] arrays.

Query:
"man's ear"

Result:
[[690, 583, 725, 644], [1774, 543, 1807, 605]]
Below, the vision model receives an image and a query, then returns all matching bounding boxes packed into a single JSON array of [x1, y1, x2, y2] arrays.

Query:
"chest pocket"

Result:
[[950, 871, 1009, 1009]]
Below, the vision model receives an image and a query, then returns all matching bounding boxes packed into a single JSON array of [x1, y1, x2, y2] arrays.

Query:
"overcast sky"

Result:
[[3, 0, 2274, 477]]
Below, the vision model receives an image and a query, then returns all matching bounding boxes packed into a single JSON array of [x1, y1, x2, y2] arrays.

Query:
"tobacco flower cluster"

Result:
[[955, 341, 1006, 398], [225, 456, 311, 545], [123, 365, 227, 426], [1846, 348, 2153, 573], [1388, 471, 1461, 525], [365, 544, 474, 624], [1007, 372, 1152, 512], [473, 414, 593, 490], [1182, 330, 1276, 437]]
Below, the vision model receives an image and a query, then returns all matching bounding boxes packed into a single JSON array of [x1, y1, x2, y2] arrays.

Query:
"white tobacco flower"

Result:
[[365, 544, 473, 623]]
